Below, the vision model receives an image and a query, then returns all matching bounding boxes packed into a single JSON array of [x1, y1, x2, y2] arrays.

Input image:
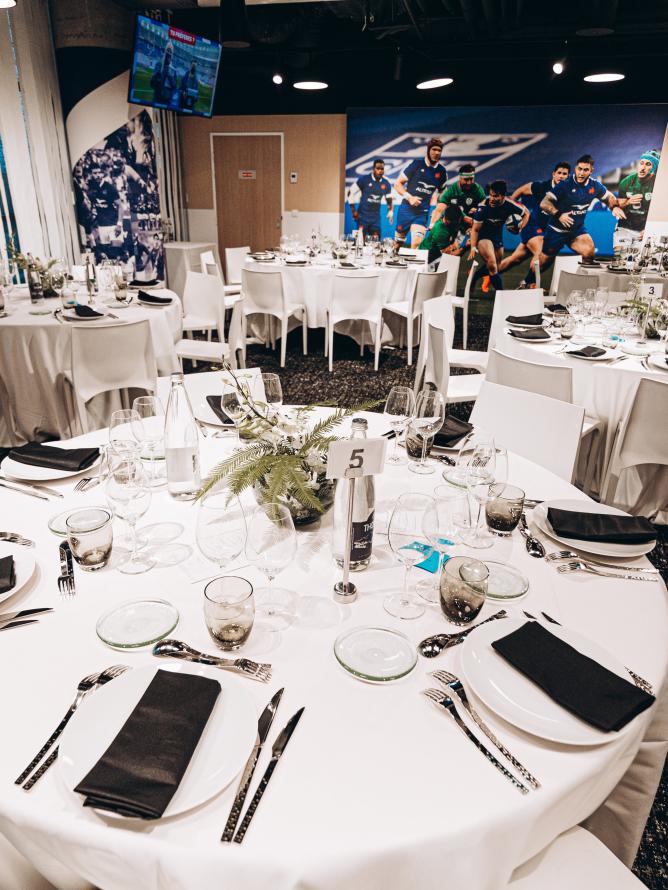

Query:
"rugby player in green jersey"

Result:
[[612, 150, 660, 248]]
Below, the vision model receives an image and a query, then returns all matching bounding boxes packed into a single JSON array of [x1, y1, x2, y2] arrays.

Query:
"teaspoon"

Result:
[[518, 513, 545, 558], [418, 610, 507, 658]]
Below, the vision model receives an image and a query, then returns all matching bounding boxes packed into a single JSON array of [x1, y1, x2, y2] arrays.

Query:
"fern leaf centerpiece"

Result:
[[197, 364, 380, 526]]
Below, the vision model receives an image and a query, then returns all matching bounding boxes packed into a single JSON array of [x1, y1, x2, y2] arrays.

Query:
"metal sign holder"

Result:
[[333, 466, 363, 604]]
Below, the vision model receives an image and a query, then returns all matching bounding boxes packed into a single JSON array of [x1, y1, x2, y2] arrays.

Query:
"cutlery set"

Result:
[[153, 639, 272, 683], [0, 477, 63, 501], [57, 542, 76, 597], [418, 610, 508, 658], [0, 531, 34, 546], [0, 607, 52, 632]]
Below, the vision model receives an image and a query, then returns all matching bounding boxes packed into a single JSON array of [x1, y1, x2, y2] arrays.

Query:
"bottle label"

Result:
[[350, 510, 374, 562]]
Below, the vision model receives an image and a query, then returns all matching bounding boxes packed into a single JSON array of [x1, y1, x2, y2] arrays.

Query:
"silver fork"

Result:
[[73, 477, 94, 492], [422, 689, 529, 795], [0, 531, 34, 546], [152, 639, 272, 682], [546, 550, 659, 574], [557, 560, 658, 582], [57, 542, 75, 597], [431, 670, 540, 790], [19, 665, 130, 790]]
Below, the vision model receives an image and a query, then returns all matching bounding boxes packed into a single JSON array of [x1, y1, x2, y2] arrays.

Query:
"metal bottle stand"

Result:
[[333, 466, 363, 604]]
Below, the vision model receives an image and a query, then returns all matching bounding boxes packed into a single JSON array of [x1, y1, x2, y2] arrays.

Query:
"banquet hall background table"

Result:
[[0, 289, 182, 447], [577, 264, 668, 297], [0, 412, 666, 890]]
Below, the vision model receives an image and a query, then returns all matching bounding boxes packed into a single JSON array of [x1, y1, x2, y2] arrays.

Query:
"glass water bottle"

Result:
[[164, 373, 201, 500], [332, 417, 374, 571]]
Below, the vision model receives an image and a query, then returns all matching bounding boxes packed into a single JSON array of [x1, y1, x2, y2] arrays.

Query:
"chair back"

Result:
[[71, 320, 157, 405], [612, 378, 668, 474], [470, 381, 584, 481], [411, 270, 448, 317], [556, 271, 600, 302], [200, 250, 226, 284], [182, 270, 225, 325], [436, 253, 460, 294], [488, 289, 544, 350], [486, 349, 572, 402], [156, 367, 265, 408], [549, 255, 580, 295], [330, 272, 381, 325], [225, 246, 251, 284], [241, 268, 284, 317]]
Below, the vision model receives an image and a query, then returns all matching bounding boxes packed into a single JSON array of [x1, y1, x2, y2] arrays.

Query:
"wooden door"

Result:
[[213, 135, 282, 265]]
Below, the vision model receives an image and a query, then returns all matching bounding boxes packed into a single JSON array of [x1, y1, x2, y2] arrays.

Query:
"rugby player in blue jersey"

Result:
[[348, 159, 394, 240], [393, 138, 446, 248], [497, 161, 571, 287], [468, 181, 529, 293]]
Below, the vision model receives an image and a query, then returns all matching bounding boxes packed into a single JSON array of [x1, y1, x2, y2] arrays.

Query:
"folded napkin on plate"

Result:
[[138, 291, 171, 305], [205, 395, 234, 426], [434, 415, 473, 448], [492, 621, 655, 732], [8, 442, 100, 472], [0, 555, 16, 594], [74, 670, 221, 819], [129, 278, 158, 287], [547, 508, 657, 544], [72, 304, 104, 318], [385, 260, 407, 268], [506, 313, 544, 326], [544, 303, 568, 313], [565, 345, 607, 359], [508, 327, 551, 340]]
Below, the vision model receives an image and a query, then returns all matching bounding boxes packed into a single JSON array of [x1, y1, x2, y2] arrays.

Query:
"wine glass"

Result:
[[109, 409, 141, 458], [416, 487, 468, 604], [105, 456, 154, 574], [245, 502, 298, 630], [196, 485, 247, 568], [221, 385, 250, 449], [131, 396, 165, 487], [261, 373, 283, 413], [384, 493, 435, 620], [408, 389, 445, 475], [383, 385, 415, 465], [443, 431, 496, 488], [464, 480, 494, 549], [48, 259, 67, 299]]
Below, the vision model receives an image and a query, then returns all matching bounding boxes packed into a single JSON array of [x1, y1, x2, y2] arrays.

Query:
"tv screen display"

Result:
[[128, 15, 221, 117]]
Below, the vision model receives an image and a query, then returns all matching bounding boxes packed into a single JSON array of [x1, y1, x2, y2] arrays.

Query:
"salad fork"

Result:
[[73, 476, 94, 492], [557, 560, 658, 582], [546, 550, 659, 573], [0, 531, 34, 546]]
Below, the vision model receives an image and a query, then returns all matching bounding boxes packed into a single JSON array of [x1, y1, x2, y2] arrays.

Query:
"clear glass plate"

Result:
[[333, 626, 417, 683], [96, 599, 179, 649], [48, 506, 106, 537], [483, 561, 529, 601]]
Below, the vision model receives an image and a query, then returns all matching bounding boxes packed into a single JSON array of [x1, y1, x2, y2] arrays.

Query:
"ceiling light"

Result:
[[218, 0, 251, 49], [0, 0, 17, 7], [552, 61, 564, 75], [416, 77, 454, 90], [584, 72, 625, 83], [272, 74, 283, 85], [293, 80, 328, 90]]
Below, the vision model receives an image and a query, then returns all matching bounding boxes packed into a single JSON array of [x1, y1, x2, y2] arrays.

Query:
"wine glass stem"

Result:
[[402, 563, 411, 604], [420, 433, 427, 466], [128, 519, 138, 564], [235, 422, 241, 446]]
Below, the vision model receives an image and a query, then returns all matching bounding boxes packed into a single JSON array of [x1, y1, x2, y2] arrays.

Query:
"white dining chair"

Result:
[[200, 249, 241, 299], [453, 258, 478, 349], [413, 297, 485, 404], [486, 348, 572, 401], [181, 270, 226, 341], [549, 255, 580, 295], [225, 246, 251, 286], [470, 381, 584, 481], [555, 270, 600, 303], [508, 827, 645, 888], [175, 285, 230, 371], [435, 252, 460, 295], [326, 272, 383, 372], [488, 289, 545, 350], [602, 377, 668, 507], [383, 270, 447, 366], [240, 268, 307, 368], [156, 368, 265, 411], [67, 320, 157, 434]]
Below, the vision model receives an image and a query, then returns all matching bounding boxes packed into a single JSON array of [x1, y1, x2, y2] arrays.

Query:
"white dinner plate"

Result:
[[59, 662, 257, 819], [506, 321, 545, 330], [137, 296, 173, 308], [2, 453, 101, 482], [504, 328, 555, 343], [647, 353, 668, 372], [128, 282, 163, 290], [533, 498, 656, 558], [0, 547, 37, 606], [562, 346, 615, 361], [461, 618, 634, 746], [62, 308, 108, 322]]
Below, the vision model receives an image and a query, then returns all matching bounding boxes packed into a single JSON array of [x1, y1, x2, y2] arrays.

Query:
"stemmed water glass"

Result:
[[408, 389, 445, 475], [109, 409, 141, 457], [221, 384, 250, 449], [383, 385, 415, 465], [464, 480, 494, 549], [384, 492, 435, 620], [131, 396, 165, 487], [196, 485, 247, 569], [416, 487, 469, 604], [261, 373, 283, 413], [105, 456, 155, 574], [245, 502, 298, 629]]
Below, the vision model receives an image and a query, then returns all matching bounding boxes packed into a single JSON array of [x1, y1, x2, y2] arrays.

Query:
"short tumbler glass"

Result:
[[65, 508, 113, 571], [204, 576, 255, 650], [439, 556, 489, 625], [484, 483, 525, 536]]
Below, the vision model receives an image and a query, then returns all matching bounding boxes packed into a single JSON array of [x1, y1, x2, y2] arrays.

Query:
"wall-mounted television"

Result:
[[128, 14, 221, 118]]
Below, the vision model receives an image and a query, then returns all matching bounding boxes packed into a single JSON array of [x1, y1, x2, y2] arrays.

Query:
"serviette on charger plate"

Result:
[[547, 508, 657, 544], [0, 555, 16, 593], [505, 313, 544, 326], [138, 291, 172, 304], [8, 442, 100, 472], [71, 304, 104, 318], [508, 327, 551, 341], [565, 345, 607, 359], [544, 303, 568, 313], [74, 670, 221, 819], [492, 621, 655, 732], [434, 416, 473, 448]]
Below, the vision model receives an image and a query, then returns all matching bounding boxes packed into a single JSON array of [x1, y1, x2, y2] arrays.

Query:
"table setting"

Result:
[[0, 365, 666, 890]]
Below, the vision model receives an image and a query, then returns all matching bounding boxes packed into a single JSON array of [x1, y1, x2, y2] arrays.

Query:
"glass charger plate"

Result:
[[48, 505, 107, 536], [483, 560, 529, 601], [334, 626, 417, 683], [96, 599, 179, 649]]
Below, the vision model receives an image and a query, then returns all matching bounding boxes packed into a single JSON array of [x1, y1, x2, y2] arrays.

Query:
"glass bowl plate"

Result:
[[333, 626, 417, 683], [484, 561, 529, 601], [48, 506, 107, 537], [96, 599, 179, 649]]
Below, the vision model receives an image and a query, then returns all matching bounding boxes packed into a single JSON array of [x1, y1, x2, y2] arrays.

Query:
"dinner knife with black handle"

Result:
[[221, 687, 284, 842], [232, 706, 305, 844]]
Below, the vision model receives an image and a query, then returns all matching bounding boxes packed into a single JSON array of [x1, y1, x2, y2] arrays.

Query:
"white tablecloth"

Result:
[[0, 412, 666, 890], [0, 289, 182, 446], [577, 264, 667, 297]]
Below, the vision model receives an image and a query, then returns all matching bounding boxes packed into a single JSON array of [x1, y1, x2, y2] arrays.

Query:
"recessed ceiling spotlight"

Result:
[[416, 77, 454, 90], [584, 72, 625, 83], [272, 74, 283, 85], [552, 61, 564, 75], [293, 80, 328, 90]]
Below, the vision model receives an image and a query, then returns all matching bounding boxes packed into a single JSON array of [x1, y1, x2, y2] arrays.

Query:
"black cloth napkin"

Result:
[[506, 313, 544, 325], [138, 290, 172, 305], [129, 278, 158, 287], [72, 304, 104, 318], [0, 555, 16, 594], [206, 395, 234, 426], [492, 621, 655, 732], [545, 303, 568, 313], [434, 415, 473, 448], [385, 260, 407, 267], [8, 442, 100, 472], [547, 508, 657, 544], [566, 345, 607, 358], [74, 670, 221, 819], [508, 327, 551, 340]]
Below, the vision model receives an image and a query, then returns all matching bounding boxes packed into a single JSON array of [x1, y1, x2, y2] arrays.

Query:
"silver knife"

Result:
[[232, 706, 305, 843], [0, 480, 49, 501], [0, 608, 53, 630], [221, 688, 284, 842], [0, 619, 39, 631], [0, 477, 63, 499]]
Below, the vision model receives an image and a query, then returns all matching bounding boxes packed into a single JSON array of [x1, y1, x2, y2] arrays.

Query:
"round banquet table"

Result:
[[0, 287, 182, 447], [576, 263, 668, 297], [499, 329, 668, 519], [0, 411, 666, 890]]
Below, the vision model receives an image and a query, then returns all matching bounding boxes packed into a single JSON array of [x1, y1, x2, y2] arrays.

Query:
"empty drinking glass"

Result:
[[485, 483, 525, 536], [109, 409, 141, 458], [408, 389, 445, 475], [260, 373, 283, 412], [203, 576, 254, 650], [65, 508, 113, 572], [384, 492, 435, 620], [105, 457, 154, 574], [383, 385, 415, 465], [132, 396, 165, 487], [416, 488, 468, 604], [245, 502, 297, 629], [221, 384, 250, 449], [440, 556, 489, 625], [464, 480, 494, 549], [196, 486, 247, 568]]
